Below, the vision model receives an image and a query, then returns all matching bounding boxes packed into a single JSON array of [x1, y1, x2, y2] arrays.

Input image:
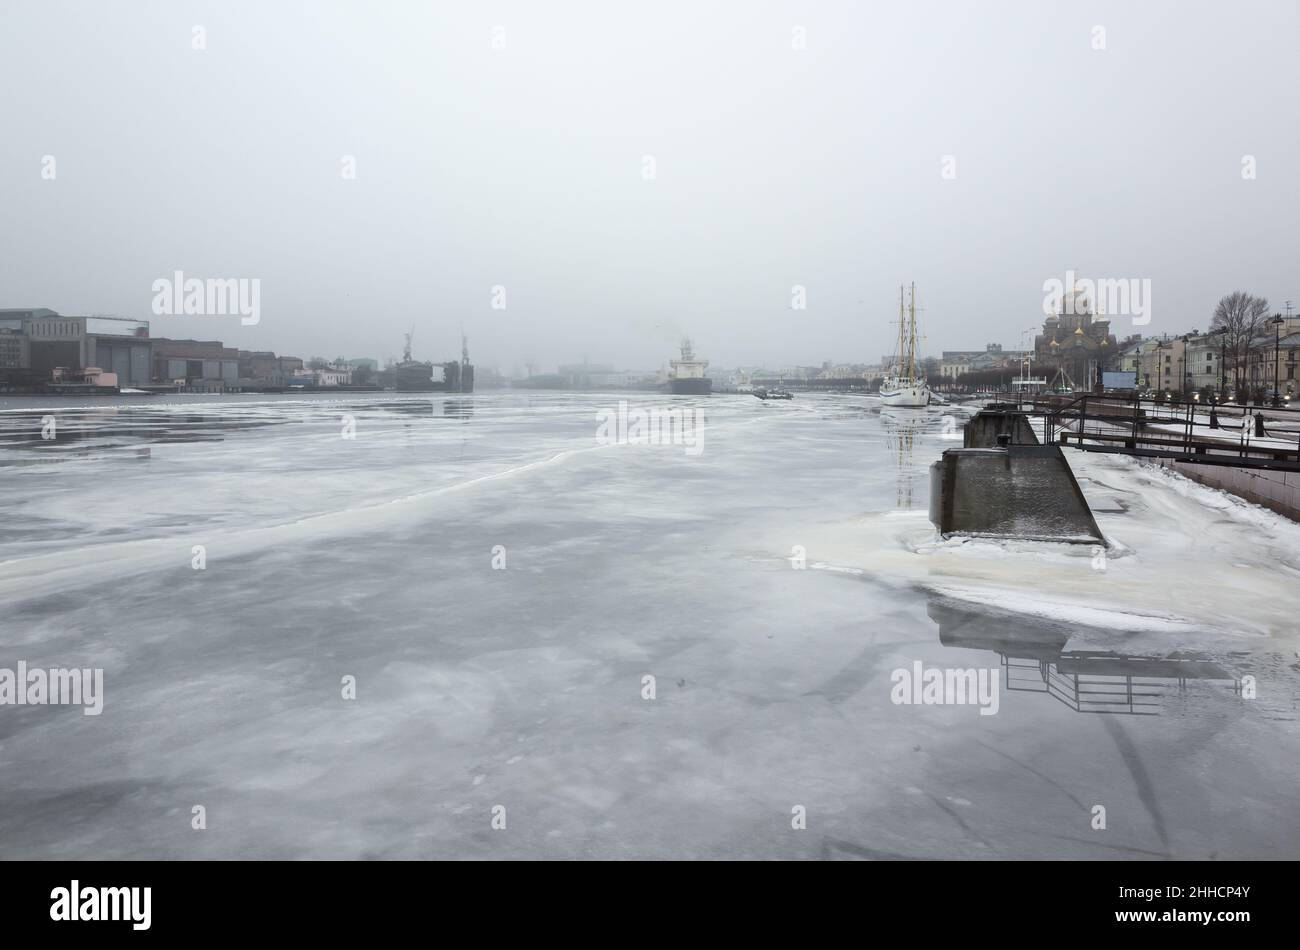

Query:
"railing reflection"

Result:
[[928, 595, 1255, 717]]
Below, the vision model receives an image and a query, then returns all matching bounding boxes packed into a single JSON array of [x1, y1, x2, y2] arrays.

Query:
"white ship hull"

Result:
[[879, 381, 930, 407]]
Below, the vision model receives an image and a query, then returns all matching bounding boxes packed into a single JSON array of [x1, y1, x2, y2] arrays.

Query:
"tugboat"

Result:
[[666, 338, 712, 395], [879, 283, 931, 407]]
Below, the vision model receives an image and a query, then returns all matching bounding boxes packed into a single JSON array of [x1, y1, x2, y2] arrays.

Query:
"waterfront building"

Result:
[[291, 362, 353, 387], [0, 309, 152, 387], [239, 350, 281, 387], [1276, 332, 1300, 400], [0, 327, 30, 370], [238, 350, 308, 389], [1134, 335, 1184, 394], [1033, 285, 1118, 389], [1130, 332, 1226, 397], [1183, 330, 1225, 394], [151, 338, 240, 391], [938, 344, 1031, 383], [1114, 336, 1144, 381], [1243, 323, 1300, 400], [816, 362, 876, 381]]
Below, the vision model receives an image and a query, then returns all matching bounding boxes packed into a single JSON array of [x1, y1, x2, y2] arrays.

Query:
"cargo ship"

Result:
[[394, 331, 474, 393], [666, 338, 712, 395]]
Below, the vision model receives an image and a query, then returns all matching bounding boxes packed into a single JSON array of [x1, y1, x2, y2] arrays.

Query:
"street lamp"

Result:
[[1155, 339, 1168, 403], [1273, 314, 1285, 406]]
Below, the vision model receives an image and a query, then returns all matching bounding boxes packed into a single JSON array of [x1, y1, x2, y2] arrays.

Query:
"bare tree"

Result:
[[1210, 292, 1270, 392]]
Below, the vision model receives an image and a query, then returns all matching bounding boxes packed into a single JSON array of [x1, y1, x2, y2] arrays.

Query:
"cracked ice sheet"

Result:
[[0, 392, 1298, 860]]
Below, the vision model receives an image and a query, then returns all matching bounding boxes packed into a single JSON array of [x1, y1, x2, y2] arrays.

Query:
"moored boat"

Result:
[[666, 338, 712, 395], [880, 283, 931, 408]]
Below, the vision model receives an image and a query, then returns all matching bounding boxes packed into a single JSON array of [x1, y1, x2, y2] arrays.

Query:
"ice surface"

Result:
[[0, 392, 1297, 859]]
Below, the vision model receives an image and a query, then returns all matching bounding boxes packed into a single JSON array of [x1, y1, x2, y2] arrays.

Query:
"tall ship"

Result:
[[666, 337, 712, 395], [394, 330, 475, 393], [879, 283, 931, 407]]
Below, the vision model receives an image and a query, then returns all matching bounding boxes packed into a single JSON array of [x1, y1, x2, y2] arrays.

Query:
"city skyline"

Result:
[[10, 281, 1292, 379]]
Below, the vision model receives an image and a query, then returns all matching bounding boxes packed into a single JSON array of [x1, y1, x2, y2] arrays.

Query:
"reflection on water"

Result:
[[878, 407, 926, 508], [371, 399, 472, 418], [925, 595, 1284, 718], [0, 407, 286, 464]]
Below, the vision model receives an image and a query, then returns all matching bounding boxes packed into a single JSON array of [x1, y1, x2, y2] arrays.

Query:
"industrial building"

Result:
[[150, 339, 240, 391], [0, 327, 30, 370], [0, 309, 318, 393], [0, 309, 152, 387], [238, 350, 305, 389]]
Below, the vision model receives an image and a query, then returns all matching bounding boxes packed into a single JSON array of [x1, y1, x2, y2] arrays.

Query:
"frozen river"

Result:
[[1, 391, 1297, 859]]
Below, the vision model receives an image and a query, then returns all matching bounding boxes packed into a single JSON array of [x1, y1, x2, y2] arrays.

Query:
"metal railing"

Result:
[[1025, 392, 1300, 471]]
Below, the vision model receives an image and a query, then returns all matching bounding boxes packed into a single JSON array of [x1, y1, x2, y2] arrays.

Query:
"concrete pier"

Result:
[[962, 405, 1039, 448], [929, 444, 1104, 542]]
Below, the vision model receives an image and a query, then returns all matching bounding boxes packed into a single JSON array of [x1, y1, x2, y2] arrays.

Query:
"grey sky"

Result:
[[2, 0, 1296, 372]]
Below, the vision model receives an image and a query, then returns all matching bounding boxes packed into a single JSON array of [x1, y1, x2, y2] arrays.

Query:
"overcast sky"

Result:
[[2, 1, 1297, 372]]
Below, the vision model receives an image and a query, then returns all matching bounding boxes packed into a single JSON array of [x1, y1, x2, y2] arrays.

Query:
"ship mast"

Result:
[[896, 286, 907, 377], [907, 282, 918, 379]]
